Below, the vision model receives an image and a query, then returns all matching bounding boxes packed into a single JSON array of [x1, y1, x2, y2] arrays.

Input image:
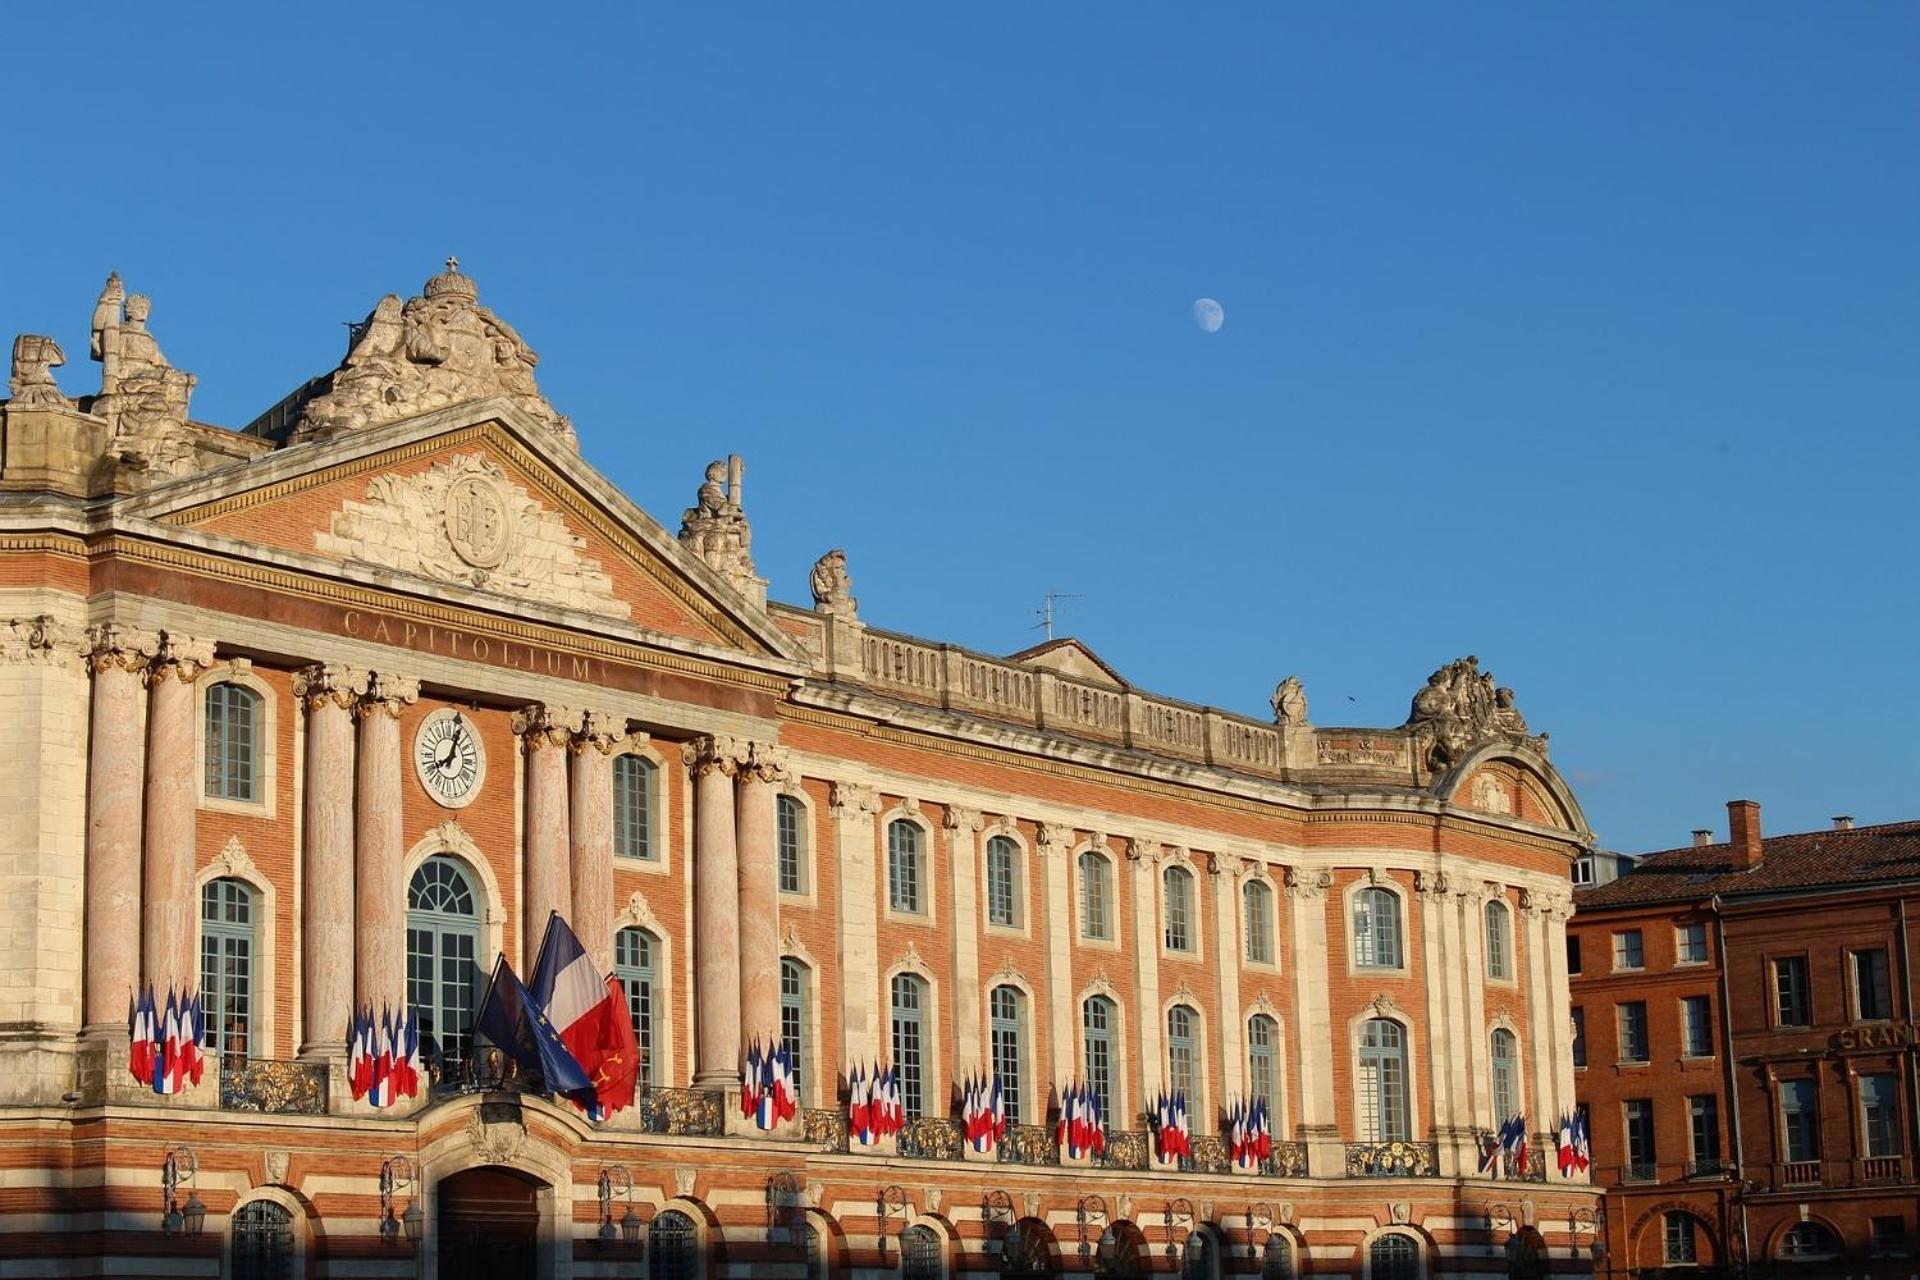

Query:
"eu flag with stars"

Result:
[[475, 954, 593, 1096]]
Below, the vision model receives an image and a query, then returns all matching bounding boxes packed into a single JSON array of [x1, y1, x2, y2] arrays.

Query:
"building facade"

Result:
[[1571, 803, 1920, 1280], [0, 265, 1598, 1278]]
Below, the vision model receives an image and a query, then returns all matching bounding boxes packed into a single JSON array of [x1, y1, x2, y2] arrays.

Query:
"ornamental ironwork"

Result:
[[1184, 1135, 1230, 1175], [1270, 1141, 1309, 1178], [219, 1059, 328, 1115], [1344, 1141, 1437, 1178], [1099, 1130, 1152, 1171], [998, 1123, 1061, 1167], [635, 1087, 723, 1136], [804, 1108, 849, 1153], [899, 1116, 964, 1161]]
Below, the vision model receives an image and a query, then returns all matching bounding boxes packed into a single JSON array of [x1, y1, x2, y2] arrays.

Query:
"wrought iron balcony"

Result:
[[1098, 1130, 1152, 1171], [899, 1117, 964, 1161], [633, 1087, 724, 1137], [1501, 1147, 1546, 1182], [804, 1108, 849, 1154], [1345, 1141, 1438, 1178], [998, 1124, 1061, 1166], [1181, 1136, 1231, 1176], [1270, 1141, 1309, 1178], [218, 1058, 328, 1115]]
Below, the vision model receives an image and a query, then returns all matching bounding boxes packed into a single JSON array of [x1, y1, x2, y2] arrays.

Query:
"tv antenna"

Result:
[[1031, 591, 1085, 641]]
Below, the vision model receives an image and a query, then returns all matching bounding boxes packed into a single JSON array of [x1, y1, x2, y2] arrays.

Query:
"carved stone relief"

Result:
[[1403, 655, 1548, 771], [810, 549, 858, 621], [87, 273, 199, 477], [8, 335, 71, 408], [678, 454, 765, 605]]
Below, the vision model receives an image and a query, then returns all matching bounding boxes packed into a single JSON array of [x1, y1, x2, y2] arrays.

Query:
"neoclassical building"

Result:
[[0, 264, 1599, 1279]]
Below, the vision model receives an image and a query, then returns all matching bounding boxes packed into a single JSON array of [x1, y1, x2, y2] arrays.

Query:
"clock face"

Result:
[[414, 709, 485, 809]]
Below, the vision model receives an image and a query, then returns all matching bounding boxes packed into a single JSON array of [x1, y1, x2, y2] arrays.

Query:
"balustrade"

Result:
[[634, 1088, 724, 1137], [998, 1124, 1061, 1167], [1781, 1160, 1822, 1188], [1345, 1141, 1439, 1178], [899, 1117, 964, 1161], [218, 1059, 328, 1115], [1862, 1155, 1905, 1184]]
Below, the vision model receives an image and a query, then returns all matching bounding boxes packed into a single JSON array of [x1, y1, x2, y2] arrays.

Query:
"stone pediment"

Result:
[[1003, 637, 1128, 689]]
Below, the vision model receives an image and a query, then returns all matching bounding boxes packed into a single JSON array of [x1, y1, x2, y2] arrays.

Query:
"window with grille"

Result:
[[1167, 1004, 1200, 1102], [1261, 1236, 1293, 1280], [1611, 930, 1644, 971], [1676, 922, 1709, 964], [890, 974, 926, 1118], [1485, 901, 1512, 980], [651, 1210, 699, 1280], [1663, 1214, 1697, 1265], [613, 754, 656, 860], [614, 927, 658, 1086], [1079, 852, 1113, 940], [888, 821, 923, 914], [406, 856, 480, 1070], [1863, 1072, 1902, 1158], [1775, 956, 1811, 1026], [231, 1199, 295, 1280], [1248, 1014, 1278, 1104], [1244, 880, 1274, 964], [1689, 1095, 1720, 1167], [1780, 1079, 1821, 1164], [200, 878, 255, 1063], [1490, 1028, 1520, 1121], [1164, 866, 1195, 952], [1855, 949, 1894, 1021], [1681, 995, 1713, 1057], [781, 958, 808, 1102], [204, 681, 261, 802], [986, 836, 1020, 928], [1357, 1018, 1409, 1141], [1617, 1002, 1649, 1063], [1354, 888, 1403, 968], [1084, 996, 1116, 1115], [990, 985, 1025, 1124], [902, 1226, 944, 1280], [777, 795, 805, 894], [1369, 1233, 1420, 1280]]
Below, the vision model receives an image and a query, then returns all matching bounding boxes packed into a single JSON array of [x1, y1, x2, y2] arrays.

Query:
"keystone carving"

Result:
[[1403, 655, 1548, 771]]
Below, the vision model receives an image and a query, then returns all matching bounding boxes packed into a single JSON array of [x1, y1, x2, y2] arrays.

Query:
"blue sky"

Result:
[[6, 6, 1916, 853]]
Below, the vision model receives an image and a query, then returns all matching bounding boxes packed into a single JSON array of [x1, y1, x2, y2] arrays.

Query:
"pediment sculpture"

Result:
[[678, 454, 766, 606], [1402, 655, 1547, 771], [89, 273, 199, 477]]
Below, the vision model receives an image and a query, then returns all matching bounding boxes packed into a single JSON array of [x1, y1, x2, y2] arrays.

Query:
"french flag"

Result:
[[770, 1043, 798, 1122], [127, 986, 158, 1087], [154, 988, 181, 1096], [848, 1064, 873, 1144], [528, 913, 639, 1119]]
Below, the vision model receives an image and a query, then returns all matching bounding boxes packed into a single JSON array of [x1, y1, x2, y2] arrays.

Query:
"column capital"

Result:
[[1125, 836, 1159, 863], [570, 709, 630, 756], [1283, 865, 1333, 900], [1206, 851, 1243, 879], [1413, 869, 1452, 902], [736, 740, 792, 785], [942, 804, 983, 834], [2, 614, 83, 666], [292, 662, 364, 712], [829, 780, 880, 818], [85, 622, 160, 674], [1035, 822, 1072, 855], [143, 630, 215, 686], [353, 671, 420, 719], [513, 702, 581, 750], [683, 733, 747, 778]]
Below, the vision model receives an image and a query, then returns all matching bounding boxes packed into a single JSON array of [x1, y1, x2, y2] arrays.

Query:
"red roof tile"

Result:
[[1574, 819, 1920, 910]]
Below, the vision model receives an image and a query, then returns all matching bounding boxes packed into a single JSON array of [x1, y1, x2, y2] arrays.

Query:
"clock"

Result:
[[414, 708, 485, 809]]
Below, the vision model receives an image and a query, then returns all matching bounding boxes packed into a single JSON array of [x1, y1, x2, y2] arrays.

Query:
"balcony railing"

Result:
[[1686, 1158, 1729, 1179], [899, 1117, 964, 1161], [1862, 1155, 1904, 1184], [1098, 1130, 1152, 1171], [1181, 1135, 1231, 1175], [1502, 1147, 1547, 1182], [1624, 1161, 1659, 1184], [1782, 1160, 1822, 1188], [1346, 1141, 1438, 1178], [998, 1124, 1061, 1166], [218, 1058, 328, 1115], [633, 1087, 724, 1137], [1271, 1141, 1309, 1178], [804, 1108, 849, 1153]]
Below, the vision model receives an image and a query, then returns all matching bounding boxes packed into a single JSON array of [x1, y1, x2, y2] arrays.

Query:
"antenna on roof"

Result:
[[1031, 591, 1085, 641]]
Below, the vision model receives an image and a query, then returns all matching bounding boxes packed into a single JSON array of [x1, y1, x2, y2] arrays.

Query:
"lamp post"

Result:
[[599, 1165, 640, 1247], [379, 1156, 421, 1246], [160, 1146, 205, 1237]]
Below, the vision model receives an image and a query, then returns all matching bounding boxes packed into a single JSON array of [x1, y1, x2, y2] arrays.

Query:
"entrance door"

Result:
[[437, 1167, 540, 1279]]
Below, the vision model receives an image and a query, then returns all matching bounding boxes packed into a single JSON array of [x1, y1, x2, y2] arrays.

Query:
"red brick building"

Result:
[[1571, 803, 1920, 1280]]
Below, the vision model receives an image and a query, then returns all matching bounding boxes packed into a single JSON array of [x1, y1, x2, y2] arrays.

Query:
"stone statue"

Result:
[[8, 335, 71, 408], [678, 454, 764, 604], [810, 549, 857, 621], [88, 274, 199, 476], [1270, 675, 1308, 727], [1402, 655, 1546, 770], [292, 259, 575, 445]]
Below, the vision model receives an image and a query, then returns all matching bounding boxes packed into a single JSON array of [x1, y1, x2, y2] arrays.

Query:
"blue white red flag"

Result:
[[528, 913, 635, 1117]]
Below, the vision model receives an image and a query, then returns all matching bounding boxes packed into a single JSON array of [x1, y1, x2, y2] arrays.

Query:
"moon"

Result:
[[1191, 297, 1224, 334]]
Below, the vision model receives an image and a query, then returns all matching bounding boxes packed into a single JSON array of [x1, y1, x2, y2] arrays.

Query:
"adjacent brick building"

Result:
[[1571, 804, 1920, 1280]]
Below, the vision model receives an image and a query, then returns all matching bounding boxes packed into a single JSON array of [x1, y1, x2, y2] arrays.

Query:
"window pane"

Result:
[[991, 986, 1023, 1124], [1781, 1079, 1821, 1163], [891, 975, 925, 1118], [1084, 998, 1114, 1114], [781, 959, 806, 1099], [1571, 1008, 1586, 1068], [777, 796, 804, 893], [1681, 996, 1713, 1057], [1490, 1029, 1518, 1120], [987, 837, 1018, 928], [615, 928, 658, 1085], [1248, 1015, 1277, 1104], [889, 822, 921, 914], [1167, 1006, 1199, 1102], [1856, 949, 1893, 1021], [1080, 853, 1111, 940], [1863, 1072, 1902, 1158], [1618, 1003, 1648, 1062], [1485, 903, 1510, 980], [1776, 957, 1811, 1026], [1165, 868, 1192, 952], [1689, 1095, 1721, 1165], [1613, 931, 1644, 970], [613, 755, 655, 860], [1358, 1018, 1409, 1141], [1245, 882, 1273, 964]]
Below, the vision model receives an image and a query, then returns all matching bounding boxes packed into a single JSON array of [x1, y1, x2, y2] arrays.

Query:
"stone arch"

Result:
[[902, 1211, 960, 1277], [194, 835, 281, 1056], [412, 1094, 584, 1280], [404, 821, 507, 966], [221, 1185, 310, 1280], [1626, 1203, 1723, 1271], [1440, 742, 1592, 840], [1359, 1224, 1435, 1280]]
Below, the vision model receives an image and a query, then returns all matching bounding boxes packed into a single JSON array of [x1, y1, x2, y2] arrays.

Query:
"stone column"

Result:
[[354, 672, 418, 1009], [141, 632, 214, 993], [734, 741, 789, 1049], [83, 625, 157, 1029], [516, 703, 579, 962], [295, 664, 359, 1055], [1284, 866, 1343, 1175], [945, 807, 985, 1075], [1209, 853, 1246, 1103], [1415, 871, 1465, 1174], [568, 712, 626, 977], [832, 782, 883, 1065], [1038, 825, 1076, 1088], [686, 735, 744, 1087]]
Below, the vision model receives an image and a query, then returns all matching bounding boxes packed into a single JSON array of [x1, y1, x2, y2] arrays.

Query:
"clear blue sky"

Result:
[[6, 6, 1916, 853]]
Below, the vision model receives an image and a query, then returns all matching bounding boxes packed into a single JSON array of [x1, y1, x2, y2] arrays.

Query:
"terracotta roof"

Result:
[[1574, 819, 1920, 910]]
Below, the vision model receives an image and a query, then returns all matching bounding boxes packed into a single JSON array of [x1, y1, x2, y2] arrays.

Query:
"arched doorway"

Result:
[[438, 1166, 541, 1278], [1002, 1217, 1059, 1280]]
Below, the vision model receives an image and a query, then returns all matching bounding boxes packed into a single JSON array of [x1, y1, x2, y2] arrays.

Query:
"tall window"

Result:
[[406, 857, 480, 1069], [612, 754, 656, 860], [650, 1210, 698, 1280], [1490, 1028, 1520, 1120], [231, 1199, 295, 1280], [1248, 1014, 1279, 1104], [1617, 1002, 1649, 1063], [1164, 866, 1195, 952], [1182, 1231, 1219, 1280], [1863, 1072, 1902, 1158], [1663, 1214, 1697, 1266], [991, 985, 1026, 1124], [1676, 922, 1709, 964], [1689, 1095, 1721, 1168], [1261, 1237, 1293, 1280], [1623, 1100, 1656, 1178], [1079, 852, 1113, 940], [1681, 995, 1714, 1057], [199, 878, 256, 1063], [890, 974, 926, 1118], [1244, 880, 1275, 964], [1779, 1223, 1840, 1262], [902, 1226, 944, 1280], [1357, 1018, 1410, 1141], [781, 958, 808, 1102], [777, 795, 806, 894], [1612, 930, 1644, 971], [1571, 1008, 1587, 1068], [1567, 935, 1582, 974], [204, 681, 261, 802], [1775, 956, 1811, 1026], [1167, 1004, 1200, 1102], [888, 821, 923, 914], [1354, 888, 1403, 968], [1855, 949, 1893, 1021], [986, 836, 1020, 929], [1083, 996, 1116, 1114], [1369, 1234, 1420, 1280], [614, 927, 658, 1086], [1485, 900, 1512, 980], [1781, 1079, 1821, 1164]]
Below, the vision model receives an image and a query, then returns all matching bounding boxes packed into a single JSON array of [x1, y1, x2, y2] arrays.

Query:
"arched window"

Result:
[[1164, 866, 1195, 952], [777, 795, 806, 894], [1369, 1234, 1421, 1280], [1261, 1236, 1294, 1280], [1096, 1225, 1144, 1278], [781, 957, 808, 1101], [1079, 851, 1114, 940], [888, 820, 924, 914], [990, 985, 1026, 1124], [1357, 1018, 1411, 1141], [407, 857, 480, 1069], [1167, 1004, 1200, 1102], [1084, 996, 1117, 1115], [1244, 880, 1274, 964], [204, 681, 261, 802], [1485, 900, 1512, 980], [903, 1225, 945, 1280], [1248, 1014, 1279, 1104], [1779, 1223, 1841, 1262], [1182, 1230, 1219, 1280], [1660, 1215, 1698, 1267], [650, 1209, 699, 1280], [1354, 888, 1403, 968], [986, 836, 1021, 928], [804, 1220, 829, 1280], [615, 927, 659, 1086], [1509, 1227, 1548, 1279], [200, 878, 256, 1063], [231, 1199, 295, 1280], [1001, 1220, 1054, 1275], [890, 973, 927, 1118], [1490, 1028, 1520, 1121], [613, 754, 657, 860]]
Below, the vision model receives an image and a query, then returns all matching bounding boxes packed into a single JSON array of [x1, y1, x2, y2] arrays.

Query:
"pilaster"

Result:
[[735, 740, 790, 1058], [1209, 853, 1245, 1103], [294, 663, 360, 1058], [1128, 839, 1165, 1114], [945, 806, 985, 1075], [832, 782, 882, 1065], [1037, 824, 1075, 1088], [1284, 865, 1341, 1175]]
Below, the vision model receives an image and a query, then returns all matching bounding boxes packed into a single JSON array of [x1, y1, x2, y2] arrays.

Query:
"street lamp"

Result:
[[599, 1165, 639, 1247], [379, 1157, 420, 1246], [161, 1146, 204, 1237]]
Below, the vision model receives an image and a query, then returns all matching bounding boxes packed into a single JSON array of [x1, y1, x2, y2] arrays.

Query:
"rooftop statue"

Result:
[[293, 259, 575, 445], [678, 454, 765, 605], [810, 549, 857, 622], [1402, 655, 1547, 771], [1269, 674, 1309, 727], [89, 273, 199, 476], [8, 335, 71, 408]]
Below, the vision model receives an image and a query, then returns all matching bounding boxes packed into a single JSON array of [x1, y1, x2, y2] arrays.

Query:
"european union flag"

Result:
[[475, 954, 593, 1097]]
